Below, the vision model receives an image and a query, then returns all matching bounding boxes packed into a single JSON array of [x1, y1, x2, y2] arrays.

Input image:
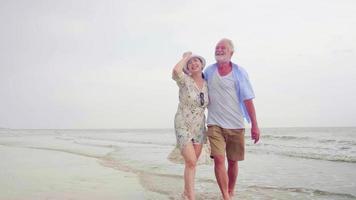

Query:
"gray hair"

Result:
[[218, 38, 235, 52]]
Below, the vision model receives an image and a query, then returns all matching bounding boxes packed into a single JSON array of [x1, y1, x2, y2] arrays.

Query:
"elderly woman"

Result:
[[168, 52, 209, 200]]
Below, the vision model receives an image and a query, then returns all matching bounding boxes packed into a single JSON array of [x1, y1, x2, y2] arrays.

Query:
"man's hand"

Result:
[[251, 126, 260, 144], [244, 99, 260, 144]]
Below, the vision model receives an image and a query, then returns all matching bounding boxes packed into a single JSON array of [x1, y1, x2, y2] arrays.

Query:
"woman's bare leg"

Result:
[[181, 142, 198, 200]]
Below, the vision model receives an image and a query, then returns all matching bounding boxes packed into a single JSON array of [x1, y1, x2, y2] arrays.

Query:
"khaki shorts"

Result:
[[207, 125, 245, 161]]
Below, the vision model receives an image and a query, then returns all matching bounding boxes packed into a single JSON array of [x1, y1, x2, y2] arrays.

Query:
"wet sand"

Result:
[[0, 144, 154, 200]]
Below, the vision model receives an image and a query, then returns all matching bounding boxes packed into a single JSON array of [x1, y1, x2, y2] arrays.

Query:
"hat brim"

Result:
[[184, 54, 206, 74]]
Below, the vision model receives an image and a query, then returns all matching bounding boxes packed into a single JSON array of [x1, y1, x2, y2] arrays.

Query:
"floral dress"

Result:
[[168, 72, 212, 164]]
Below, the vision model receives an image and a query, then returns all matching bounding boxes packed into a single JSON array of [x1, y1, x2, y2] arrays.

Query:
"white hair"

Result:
[[218, 38, 235, 52]]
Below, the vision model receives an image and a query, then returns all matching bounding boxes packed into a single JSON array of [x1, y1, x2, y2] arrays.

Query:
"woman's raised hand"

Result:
[[182, 51, 192, 59]]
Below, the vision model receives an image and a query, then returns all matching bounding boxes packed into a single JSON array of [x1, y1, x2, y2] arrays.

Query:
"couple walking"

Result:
[[168, 38, 260, 200]]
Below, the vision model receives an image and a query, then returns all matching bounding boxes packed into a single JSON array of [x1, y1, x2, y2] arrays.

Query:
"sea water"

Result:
[[0, 127, 355, 199]]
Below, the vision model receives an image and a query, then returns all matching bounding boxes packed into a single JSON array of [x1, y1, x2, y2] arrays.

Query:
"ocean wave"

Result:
[[254, 142, 332, 150], [54, 132, 356, 163], [100, 150, 356, 200], [282, 152, 356, 163], [319, 139, 356, 146], [56, 135, 175, 147], [248, 148, 356, 163], [57, 134, 356, 163], [338, 140, 356, 146], [255, 134, 356, 148], [261, 135, 355, 144], [261, 135, 311, 141]]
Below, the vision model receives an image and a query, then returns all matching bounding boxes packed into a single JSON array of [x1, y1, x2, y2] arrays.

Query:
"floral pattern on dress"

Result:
[[167, 72, 211, 165], [172, 72, 209, 150]]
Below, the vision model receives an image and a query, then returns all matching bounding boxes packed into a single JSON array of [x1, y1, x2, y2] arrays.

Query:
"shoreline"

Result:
[[0, 144, 164, 200], [1, 128, 355, 200]]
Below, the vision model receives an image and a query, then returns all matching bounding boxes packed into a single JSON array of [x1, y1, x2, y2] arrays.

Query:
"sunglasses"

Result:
[[199, 92, 204, 106]]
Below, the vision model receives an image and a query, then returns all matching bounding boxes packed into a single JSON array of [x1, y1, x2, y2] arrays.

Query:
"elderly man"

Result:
[[204, 38, 260, 200]]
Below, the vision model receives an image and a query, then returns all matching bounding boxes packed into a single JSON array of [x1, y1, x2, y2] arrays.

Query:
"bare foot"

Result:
[[229, 190, 235, 198], [181, 192, 189, 200], [222, 194, 231, 200]]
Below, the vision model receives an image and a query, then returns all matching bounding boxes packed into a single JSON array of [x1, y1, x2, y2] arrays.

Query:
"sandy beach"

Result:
[[1, 128, 355, 200], [0, 132, 165, 200]]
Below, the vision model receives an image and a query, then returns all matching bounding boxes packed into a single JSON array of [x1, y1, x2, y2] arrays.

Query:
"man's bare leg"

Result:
[[227, 159, 238, 198], [213, 155, 230, 200]]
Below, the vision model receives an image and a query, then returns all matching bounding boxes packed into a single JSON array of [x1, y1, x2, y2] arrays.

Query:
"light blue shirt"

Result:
[[204, 62, 255, 123]]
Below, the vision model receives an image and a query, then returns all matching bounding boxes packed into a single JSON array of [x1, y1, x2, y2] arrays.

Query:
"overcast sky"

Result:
[[0, 0, 355, 129]]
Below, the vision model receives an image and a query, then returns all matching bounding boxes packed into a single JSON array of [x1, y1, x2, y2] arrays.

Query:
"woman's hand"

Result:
[[173, 51, 192, 78], [182, 51, 192, 59]]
